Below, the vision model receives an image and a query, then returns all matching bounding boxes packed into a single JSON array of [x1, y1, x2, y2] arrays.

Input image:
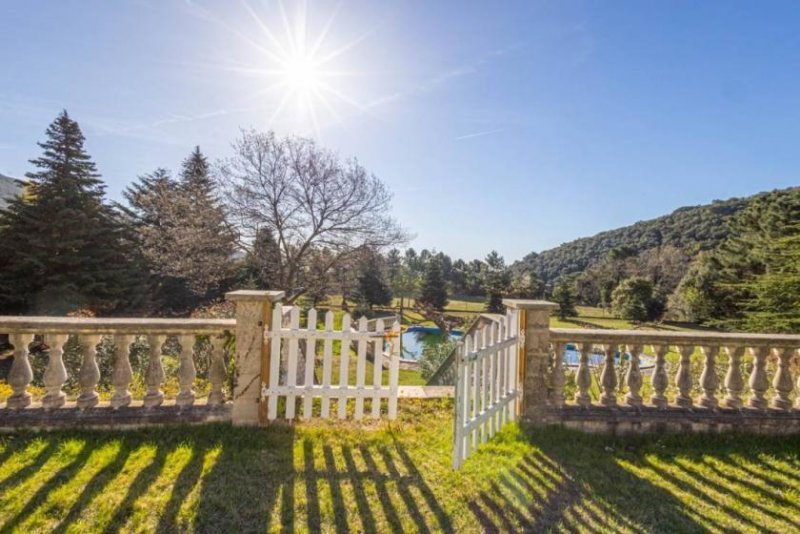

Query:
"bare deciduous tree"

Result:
[[216, 130, 406, 302]]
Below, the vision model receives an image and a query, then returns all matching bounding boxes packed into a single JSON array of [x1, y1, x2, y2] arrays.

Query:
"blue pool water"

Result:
[[562, 343, 655, 370], [394, 326, 463, 361]]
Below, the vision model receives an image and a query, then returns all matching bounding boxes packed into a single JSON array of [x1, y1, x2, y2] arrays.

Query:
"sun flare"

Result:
[[199, 0, 366, 136]]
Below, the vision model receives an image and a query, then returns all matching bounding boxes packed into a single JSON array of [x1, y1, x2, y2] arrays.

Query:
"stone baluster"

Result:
[[143, 334, 166, 408], [6, 333, 34, 409], [698, 345, 720, 409], [796, 354, 800, 410], [549, 342, 566, 408], [599, 343, 617, 407], [723, 346, 744, 409], [111, 334, 135, 409], [576, 342, 593, 408], [177, 334, 197, 407], [42, 334, 70, 409], [207, 335, 228, 405], [771, 347, 794, 411], [675, 345, 694, 408], [625, 343, 643, 407], [650, 345, 669, 409], [77, 335, 102, 409], [748, 347, 769, 410]]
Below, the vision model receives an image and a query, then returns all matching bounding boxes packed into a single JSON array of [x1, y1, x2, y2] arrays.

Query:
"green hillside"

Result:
[[514, 187, 798, 284]]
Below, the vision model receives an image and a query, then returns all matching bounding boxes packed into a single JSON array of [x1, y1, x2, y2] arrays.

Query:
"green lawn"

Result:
[[1, 399, 798, 533]]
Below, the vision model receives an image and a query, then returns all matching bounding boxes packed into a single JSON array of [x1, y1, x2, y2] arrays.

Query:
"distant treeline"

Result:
[[512, 187, 800, 332]]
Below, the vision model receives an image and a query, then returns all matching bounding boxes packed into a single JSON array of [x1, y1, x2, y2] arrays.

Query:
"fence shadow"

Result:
[[2, 421, 798, 532], [466, 427, 800, 533], [465, 439, 702, 532]]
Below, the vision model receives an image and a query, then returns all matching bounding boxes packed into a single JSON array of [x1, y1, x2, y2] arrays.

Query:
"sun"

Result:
[[209, 0, 367, 136], [282, 53, 320, 94]]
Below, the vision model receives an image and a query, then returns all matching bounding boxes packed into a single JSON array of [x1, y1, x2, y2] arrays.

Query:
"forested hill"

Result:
[[514, 187, 798, 283]]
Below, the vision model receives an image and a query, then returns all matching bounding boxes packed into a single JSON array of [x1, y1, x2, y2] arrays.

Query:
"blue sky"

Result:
[[1, 1, 799, 262]]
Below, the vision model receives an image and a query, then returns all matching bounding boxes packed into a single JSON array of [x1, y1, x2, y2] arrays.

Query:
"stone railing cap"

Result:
[[502, 299, 558, 310], [225, 290, 285, 303], [549, 327, 800, 348]]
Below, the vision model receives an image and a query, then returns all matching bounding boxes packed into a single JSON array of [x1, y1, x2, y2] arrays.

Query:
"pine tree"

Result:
[[353, 251, 392, 312], [483, 250, 510, 313], [418, 259, 448, 311], [177, 146, 235, 298], [124, 147, 236, 314], [742, 224, 800, 332], [552, 279, 577, 320], [122, 168, 189, 313], [240, 227, 282, 290], [0, 110, 145, 314], [709, 188, 800, 331]]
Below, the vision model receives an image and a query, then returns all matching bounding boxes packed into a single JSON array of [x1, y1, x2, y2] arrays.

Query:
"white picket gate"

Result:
[[262, 304, 401, 421], [452, 309, 520, 469]]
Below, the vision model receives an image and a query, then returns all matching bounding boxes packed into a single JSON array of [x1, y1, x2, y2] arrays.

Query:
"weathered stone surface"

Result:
[[503, 299, 557, 421], [0, 401, 231, 431], [7, 333, 33, 410], [77, 334, 102, 409], [538, 405, 800, 435], [143, 334, 166, 408], [226, 290, 284, 426], [42, 334, 69, 409]]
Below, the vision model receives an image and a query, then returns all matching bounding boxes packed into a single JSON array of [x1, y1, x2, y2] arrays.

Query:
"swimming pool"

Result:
[[395, 326, 463, 361], [562, 343, 656, 371]]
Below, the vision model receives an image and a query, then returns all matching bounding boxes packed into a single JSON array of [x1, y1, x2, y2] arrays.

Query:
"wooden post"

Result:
[[226, 290, 284, 426], [503, 299, 557, 423]]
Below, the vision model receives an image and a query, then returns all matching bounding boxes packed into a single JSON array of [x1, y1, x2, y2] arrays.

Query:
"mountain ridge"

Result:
[[513, 186, 799, 284]]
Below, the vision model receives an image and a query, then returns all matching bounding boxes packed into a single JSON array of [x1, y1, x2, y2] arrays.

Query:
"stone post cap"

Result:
[[225, 290, 285, 303], [502, 299, 558, 311]]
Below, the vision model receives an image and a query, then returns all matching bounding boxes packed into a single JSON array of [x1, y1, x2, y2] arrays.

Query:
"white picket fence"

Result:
[[452, 309, 520, 469], [263, 305, 401, 421]]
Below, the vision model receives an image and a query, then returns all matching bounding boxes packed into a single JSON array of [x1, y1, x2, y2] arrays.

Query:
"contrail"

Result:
[[454, 128, 504, 140]]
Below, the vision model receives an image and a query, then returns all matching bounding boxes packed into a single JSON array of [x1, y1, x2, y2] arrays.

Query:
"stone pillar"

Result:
[[503, 299, 557, 423], [226, 290, 284, 426]]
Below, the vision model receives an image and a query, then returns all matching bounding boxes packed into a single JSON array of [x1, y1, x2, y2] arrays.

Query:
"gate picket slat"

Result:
[[497, 318, 506, 427], [371, 319, 385, 419], [488, 325, 496, 440], [462, 335, 473, 459], [508, 310, 518, 421], [268, 304, 283, 420], [482, 326, 491, 444], [285, 307, 301, 419], [337, 314, 352, 420], [321, 311, 334, 417], [354, 316, 369, 419], [302, 309, 318, 419], [472, 329, 481, 450], [387, 322, 400, 420]]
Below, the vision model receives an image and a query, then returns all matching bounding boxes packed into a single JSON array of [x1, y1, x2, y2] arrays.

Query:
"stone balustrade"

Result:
[[548, 329, 800, 413], [504, 299, 800, 434], [0, 316, 235, 429]]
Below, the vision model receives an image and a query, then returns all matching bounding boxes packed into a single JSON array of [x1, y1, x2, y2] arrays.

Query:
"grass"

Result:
[[1, 399, 799, 533]]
